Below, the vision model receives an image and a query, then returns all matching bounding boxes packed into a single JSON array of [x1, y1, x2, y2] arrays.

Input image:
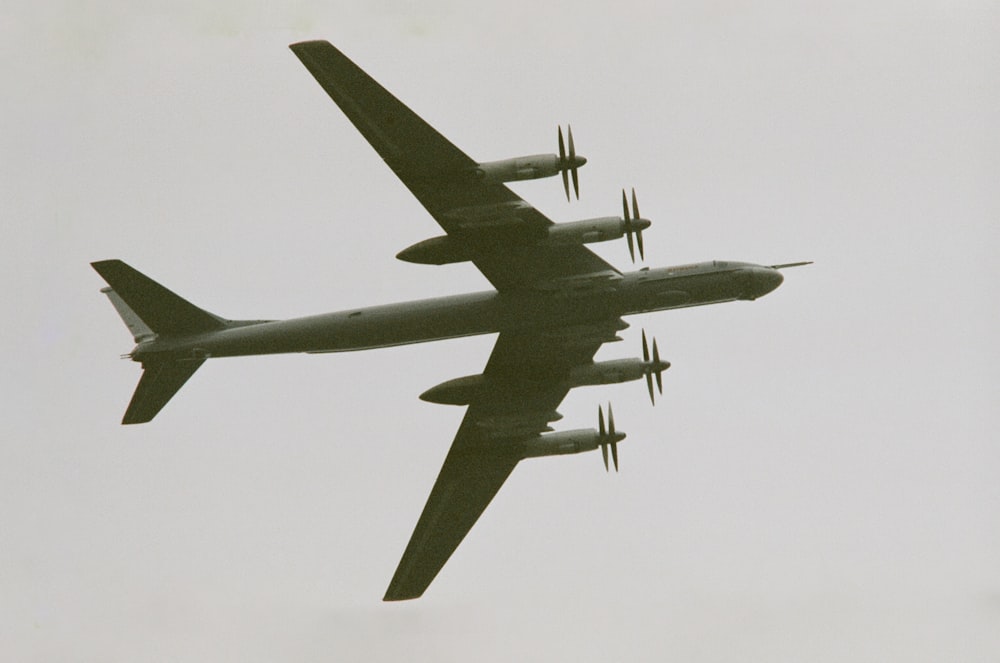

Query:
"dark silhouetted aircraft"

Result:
[[92, 41, 809, 600]]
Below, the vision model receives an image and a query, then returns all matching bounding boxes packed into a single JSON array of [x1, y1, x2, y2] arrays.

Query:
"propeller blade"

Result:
[[598, 404, 608, 471], [607, 402, 615, 436], [558, 126, 570, 201], [610, 441, 619, 472], [622, 189, 635, 261], [631, 189, 645, 261], [770, 261, 813, 269], [642, 330, 655, 404], [558, 125, 581, 200], [653, 339, 663, 394]]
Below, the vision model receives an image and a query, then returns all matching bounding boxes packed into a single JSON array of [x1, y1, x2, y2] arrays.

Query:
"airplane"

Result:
[[91, 40, 809, 601]]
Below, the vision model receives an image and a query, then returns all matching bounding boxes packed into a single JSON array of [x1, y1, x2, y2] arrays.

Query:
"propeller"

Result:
[[597, 402, 623, 472], [641, 329, 670, 405], [621, 188, 648, 262], [558, 125, 586, 201]]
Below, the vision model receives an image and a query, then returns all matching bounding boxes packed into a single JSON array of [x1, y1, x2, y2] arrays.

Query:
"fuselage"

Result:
[[133, 261, 783, 362]]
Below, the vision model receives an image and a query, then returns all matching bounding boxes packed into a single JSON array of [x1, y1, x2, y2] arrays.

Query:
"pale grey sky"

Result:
[[2, 2, 998, 661]]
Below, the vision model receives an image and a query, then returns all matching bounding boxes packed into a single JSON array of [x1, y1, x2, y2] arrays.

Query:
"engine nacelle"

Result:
[[474, 154, 562, 184], [546, 217, 625, 245], [476, 410, 563, 439], [396, 235, 471, 265], [420, 374, 486, 405], [396, 209, 542, 265], [568, 358, 649, 387], [539, 319, 629, 345], [522, 429, 602, 458], [397, 213, 647, 265], [421, 356, 667, 406]]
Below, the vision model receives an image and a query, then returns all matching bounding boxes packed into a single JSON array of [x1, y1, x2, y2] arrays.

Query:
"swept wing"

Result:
[[289, 40, 618, 292], [290, 40, 625, 599], [384, 331, 612, 600]]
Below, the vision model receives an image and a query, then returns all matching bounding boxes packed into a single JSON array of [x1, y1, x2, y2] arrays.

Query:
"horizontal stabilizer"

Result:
[[123, 359, 205, 425]]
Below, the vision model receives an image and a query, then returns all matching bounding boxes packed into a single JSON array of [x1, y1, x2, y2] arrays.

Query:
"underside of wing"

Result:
[[290, 40, 618, 291], [383, 326, 615, 600], [382, 419, 521, 601], [289, 40, 476, 179]]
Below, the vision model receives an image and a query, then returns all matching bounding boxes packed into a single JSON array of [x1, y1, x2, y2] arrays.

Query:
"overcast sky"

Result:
[[2, 1, 998, 661]]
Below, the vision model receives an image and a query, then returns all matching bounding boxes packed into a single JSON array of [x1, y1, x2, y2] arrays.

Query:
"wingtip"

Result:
[[122, 402, 155, 425], [383, 571, 429, 601], [90, 259, 126, 281], [288, 39, 332, 52]]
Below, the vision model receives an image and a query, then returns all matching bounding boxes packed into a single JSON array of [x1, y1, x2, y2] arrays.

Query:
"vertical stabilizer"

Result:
[[100, 287, 155, 343], [91, 260, 227, 336]]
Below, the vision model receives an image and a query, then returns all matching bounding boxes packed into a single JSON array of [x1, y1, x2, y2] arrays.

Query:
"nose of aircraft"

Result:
[[748, 266, 783, 299]]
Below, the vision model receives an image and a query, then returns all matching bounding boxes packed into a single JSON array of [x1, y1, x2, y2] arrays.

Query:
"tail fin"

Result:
[[91, 260, 228, 425], [91, 260, 228, 337]]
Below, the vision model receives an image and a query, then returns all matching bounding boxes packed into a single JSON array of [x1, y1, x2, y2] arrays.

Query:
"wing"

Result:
[[289, 40, 618, 291], [383, 328, 613, 601]]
